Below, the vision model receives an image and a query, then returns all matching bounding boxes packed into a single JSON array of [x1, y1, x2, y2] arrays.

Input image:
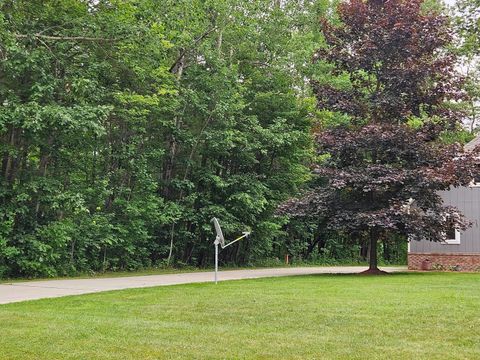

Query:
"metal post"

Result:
[[212, 217, 250, 284], [214, 241, 218, 284]]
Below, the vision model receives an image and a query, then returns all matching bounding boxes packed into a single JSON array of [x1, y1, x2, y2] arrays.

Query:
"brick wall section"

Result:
[[408, 253, 480, 272]]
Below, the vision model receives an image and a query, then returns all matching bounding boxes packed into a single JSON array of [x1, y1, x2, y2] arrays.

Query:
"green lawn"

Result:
[[1, 273, 479, 360]]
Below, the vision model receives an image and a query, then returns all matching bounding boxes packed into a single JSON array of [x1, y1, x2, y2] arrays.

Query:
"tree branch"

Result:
[[14, 33, 118, 42], [169, 26, 217, 74]]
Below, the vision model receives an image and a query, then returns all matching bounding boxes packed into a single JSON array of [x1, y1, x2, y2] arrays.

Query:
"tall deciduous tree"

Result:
[[455, 0, 480, 132], [280, 0, 475, 273], [0, 0, 320, 277]]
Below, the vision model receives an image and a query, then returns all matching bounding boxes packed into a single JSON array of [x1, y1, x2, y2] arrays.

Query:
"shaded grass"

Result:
[[1, 272, 479, 359]]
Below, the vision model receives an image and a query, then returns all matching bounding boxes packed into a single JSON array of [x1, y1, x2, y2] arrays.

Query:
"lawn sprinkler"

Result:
[[212, 217, 251, 284]]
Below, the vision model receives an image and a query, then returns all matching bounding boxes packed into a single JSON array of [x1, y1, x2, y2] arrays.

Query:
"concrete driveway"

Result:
[[0, 266, 406, 304]]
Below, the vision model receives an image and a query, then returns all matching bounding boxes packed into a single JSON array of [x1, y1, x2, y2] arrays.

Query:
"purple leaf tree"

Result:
[[280, 0, 476, 274]]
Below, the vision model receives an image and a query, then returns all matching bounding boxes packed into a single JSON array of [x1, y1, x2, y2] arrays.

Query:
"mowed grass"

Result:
[[1, 273, 479, 360]]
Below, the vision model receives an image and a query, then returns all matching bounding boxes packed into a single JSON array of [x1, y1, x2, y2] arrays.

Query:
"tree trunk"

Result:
[[2, 126, 15, 180], [382, 239, 389, 262], [368, 231, 378, 271], [305, 238, 320, 258], [360, 229, 387, 275]]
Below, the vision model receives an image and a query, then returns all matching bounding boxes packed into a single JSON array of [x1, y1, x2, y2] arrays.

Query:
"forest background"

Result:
[[0, 0, 478, 277]]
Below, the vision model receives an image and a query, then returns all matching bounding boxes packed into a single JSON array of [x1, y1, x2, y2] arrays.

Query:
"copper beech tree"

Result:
[[280, 0, 477, 273]]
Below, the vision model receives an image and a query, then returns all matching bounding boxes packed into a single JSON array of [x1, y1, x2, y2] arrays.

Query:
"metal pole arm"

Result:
[[221, 232, 250, 249]]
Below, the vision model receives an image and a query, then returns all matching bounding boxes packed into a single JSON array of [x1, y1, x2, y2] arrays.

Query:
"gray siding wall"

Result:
[[410, 187, 480, 254]]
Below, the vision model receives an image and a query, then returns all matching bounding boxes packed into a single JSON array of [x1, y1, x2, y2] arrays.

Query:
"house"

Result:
[[408, 136, 480, 272]]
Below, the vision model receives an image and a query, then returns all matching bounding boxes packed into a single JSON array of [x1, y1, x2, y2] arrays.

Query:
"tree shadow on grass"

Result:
[[305, 271, 455, 279]]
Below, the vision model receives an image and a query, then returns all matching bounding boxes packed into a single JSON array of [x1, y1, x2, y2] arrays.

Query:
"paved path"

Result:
[[0, 266, 406, 304]]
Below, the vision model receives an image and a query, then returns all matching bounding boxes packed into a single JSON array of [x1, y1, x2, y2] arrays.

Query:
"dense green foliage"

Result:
[[2, 273, 480, 359], [0, 0, 474, 277], [455, 0, 480, 132], [0, 0, 325, 277]]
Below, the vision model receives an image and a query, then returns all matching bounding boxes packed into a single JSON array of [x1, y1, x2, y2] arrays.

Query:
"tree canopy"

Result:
[[280, 0, 476, 273], [0, 0, 478, 278], [0, 0, 324, 277]]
